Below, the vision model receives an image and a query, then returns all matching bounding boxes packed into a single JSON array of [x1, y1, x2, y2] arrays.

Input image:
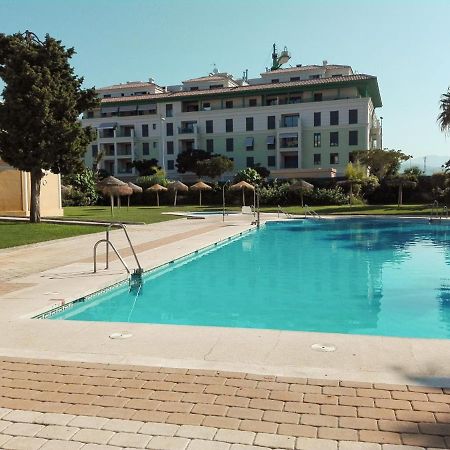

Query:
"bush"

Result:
[[62, 168, 98, 206], [135, 170, 169, 190], [306, 187, 349, 206], [234, 168, 261, 184]]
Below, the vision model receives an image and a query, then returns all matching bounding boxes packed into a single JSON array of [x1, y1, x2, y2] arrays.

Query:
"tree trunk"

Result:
[[398, 184, 403, 208], [30, 169, 43, 223]]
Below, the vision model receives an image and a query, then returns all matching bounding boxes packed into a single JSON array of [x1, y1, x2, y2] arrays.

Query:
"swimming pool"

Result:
[[49, 218, 450, 339]]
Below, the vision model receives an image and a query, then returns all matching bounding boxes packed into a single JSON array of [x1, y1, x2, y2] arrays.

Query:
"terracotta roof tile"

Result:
[[262, 64, 351, 75], [99, 81, 158, 91]]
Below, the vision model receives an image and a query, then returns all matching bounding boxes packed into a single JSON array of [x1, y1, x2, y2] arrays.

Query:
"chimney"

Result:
[[322, 60, 328, 66]]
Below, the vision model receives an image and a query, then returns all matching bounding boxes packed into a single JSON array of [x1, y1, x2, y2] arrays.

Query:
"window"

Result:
[[267, 116, 276, 130], [349, 109, 358, 124], [166, 104, 173, 117], [284, 155, 298, 168], [153, 142, 157, 148], [246, 157, 254, 167], [349, 152, 356, 163], [167, 160, 174, 170], [246, 117, 254, 131], [91, 144, 98, 158], [349, 130, 358, 146], [290, 77, 301, 82], [87, 111, 94, 118], [281, 114, 299, 127], [167, 141, 174, 154], [202, 102, 211, 110], [314, 93, 323, 101], [245, 137, 254, 150], [206, 120, 213, 133], [313, 133, 321, 148], [210, 84, 223, 89], [309, 74, 320, 79], [266, 135, 276, 150], [225, 100, 233, 109], [280, 135, 298, 148], [330, 131, 339, 147], [225, 118, 233, 132], [248, 98, 257, 107], [330, 111, 339, 126], [166, 122, 173, 136], [226, 138, 234, 152], [142, 143, 149, 155], [268, 155, 276, 167], [142, 124, 149, 137], [314, 112, 321, 127], [152, 123, 156, 130], [206, 139, 214, 153], [330, 153, 339, 164], [190, 86, 199, 91], [271, 79, 279, 83], [314, 153, 321, 165]]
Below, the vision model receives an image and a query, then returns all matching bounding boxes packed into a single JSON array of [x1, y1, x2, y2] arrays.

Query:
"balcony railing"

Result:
[[178, 125, 199, 134], [280, 119, 300, 128]]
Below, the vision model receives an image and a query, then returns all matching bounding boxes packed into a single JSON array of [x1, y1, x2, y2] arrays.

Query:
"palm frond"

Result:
[[438, 89, 450, 132]]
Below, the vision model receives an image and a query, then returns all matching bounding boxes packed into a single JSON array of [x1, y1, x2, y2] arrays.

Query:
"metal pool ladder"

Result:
[[429, 201, 448, 223], [304, 205, 322, 220], [277, 205, 293, 219], [93, 223, 143, 282]]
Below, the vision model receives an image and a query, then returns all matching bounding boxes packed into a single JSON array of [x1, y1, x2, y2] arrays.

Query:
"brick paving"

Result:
[[0, 358, 447, 448]]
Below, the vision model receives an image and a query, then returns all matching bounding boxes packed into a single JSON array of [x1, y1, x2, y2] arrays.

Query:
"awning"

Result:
[[245, 137, 254, 146], [119, 104, 137, 112], [97, 122, 117, 129], [100, 106, 119, 114], [266, 136, 275, 145], [138, 103, 157, 111], [279, 133, 298, 139]]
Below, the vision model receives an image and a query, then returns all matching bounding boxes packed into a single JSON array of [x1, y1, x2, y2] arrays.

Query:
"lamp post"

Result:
[[380, 116, 383, 150]]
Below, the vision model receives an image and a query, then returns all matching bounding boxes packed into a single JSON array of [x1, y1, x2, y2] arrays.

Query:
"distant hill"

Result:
[[400, 155, 447, 175]]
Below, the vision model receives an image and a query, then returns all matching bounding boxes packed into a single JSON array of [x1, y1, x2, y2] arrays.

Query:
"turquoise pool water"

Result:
[[50, 219, 450, 339]]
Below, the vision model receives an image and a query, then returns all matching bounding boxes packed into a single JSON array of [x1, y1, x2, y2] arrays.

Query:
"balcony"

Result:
[[280, 115, 300, 128], [178, 124, 199, 135]]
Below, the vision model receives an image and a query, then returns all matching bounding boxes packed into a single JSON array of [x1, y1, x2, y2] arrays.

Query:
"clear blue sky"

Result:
[[1, 0, 449, 159]]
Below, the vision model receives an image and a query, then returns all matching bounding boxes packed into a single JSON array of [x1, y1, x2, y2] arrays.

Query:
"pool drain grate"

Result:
[[311, 343, 336, 352]]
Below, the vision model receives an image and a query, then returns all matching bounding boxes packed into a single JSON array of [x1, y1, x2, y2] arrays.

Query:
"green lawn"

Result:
[[0, 222, 101, 250]]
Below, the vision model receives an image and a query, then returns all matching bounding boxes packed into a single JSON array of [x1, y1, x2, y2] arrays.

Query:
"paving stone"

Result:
[[0, 434, 13, 447], [278, 423, 317, 438], [3, 422, 44, 437], [318, 427, 358, 441], [381, 445, 424, 450], [68, 415, 109, 429], [187, 439, 231, 450], [359, 430, 402, 445], [139, 422, 179, 436], [36, 425, 79, 440], [102, 418, 144, 432], [147, 435, 190, 449], [239, 419, 278, 434], [37, 413, 76, 426], [3, 410, 43, 423], [2, 436, 48, 449], [339, 442, 381, 449], [254, 432, 295, 449], [229, 445, 267, 450], [295, 436, 338, 449], [108, 431, 152, 448], [39, 439, 84, 449], [70, 428, 115, 445], [175, 424, 217, 439], [214, 428, 256, 444], [400, 433, 446, 448]]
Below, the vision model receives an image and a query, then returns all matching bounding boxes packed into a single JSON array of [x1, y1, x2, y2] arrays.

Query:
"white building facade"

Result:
[[82, 62, 382, 180]]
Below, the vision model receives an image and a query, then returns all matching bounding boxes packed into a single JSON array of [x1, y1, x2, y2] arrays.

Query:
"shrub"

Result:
[[234, 168, 261, 184], [135, 170, 169, 190], [62, 168, 98, 206]]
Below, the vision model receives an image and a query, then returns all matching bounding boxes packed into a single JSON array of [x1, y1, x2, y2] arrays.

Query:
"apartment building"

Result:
[[81, 61, 382, 180]]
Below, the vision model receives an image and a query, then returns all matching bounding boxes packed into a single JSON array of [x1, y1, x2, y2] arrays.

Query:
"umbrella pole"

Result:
[[127, 195, 130, 211], [157, 192, 160, 207], [110, 194, 114, 216], [253, 189, 256, 214], [301, 191, 304, 208], [242, 189, 245, 206], [174, 190, 177, 207], [199, 190, 202, 207]]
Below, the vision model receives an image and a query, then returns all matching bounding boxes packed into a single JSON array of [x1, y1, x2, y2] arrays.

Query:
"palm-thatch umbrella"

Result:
[[168, 181, 188, 207], [289, 179, 313, 207], [97, 176, 126, 215], [190, 181, 212, 206], [230, 181, 255, 206], [385, 175, 417, 207], [146, 183, 168, 206], [126, 182, 143, 210]]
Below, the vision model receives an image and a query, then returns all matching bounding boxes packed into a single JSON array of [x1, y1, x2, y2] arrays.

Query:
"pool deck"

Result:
[[0, 213, 450, 449]]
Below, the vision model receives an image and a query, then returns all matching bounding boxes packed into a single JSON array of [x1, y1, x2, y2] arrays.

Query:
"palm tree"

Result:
[[438, 88, 450, 132]]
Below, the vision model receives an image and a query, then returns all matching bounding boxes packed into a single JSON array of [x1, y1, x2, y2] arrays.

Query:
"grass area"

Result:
[[62, 205, 236, 224], [0, 222, 101, 250], [261, 204, 435, 216]]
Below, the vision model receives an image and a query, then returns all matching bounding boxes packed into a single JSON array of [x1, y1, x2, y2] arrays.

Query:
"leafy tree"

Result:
[[135, 169, 168, 190], [341, 162, 379, 203], [438, 88, 450, 132], [62, 168, 98, 206], [254, 164, 270, 180], [132, 158, 160, 176], [0, 31, 98, 222], [354, 149, 411, 180], [176, 148, 210, 173], [404, 166, 423, 177], [196, 156, 233, 179], [233, 168, 262, 184]]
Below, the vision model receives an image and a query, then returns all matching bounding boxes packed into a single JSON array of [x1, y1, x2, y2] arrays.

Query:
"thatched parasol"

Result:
[[168, 181, 188, 207], [385, 176, 417, 207], [146, 183, 168, 206], [97, 176, 126, 215], [337, 179, 363, 205], [125, 182, 143, 209], [230, 181, 255, 206], [289, 179, 313, 207], [190, 181, 212, 206]]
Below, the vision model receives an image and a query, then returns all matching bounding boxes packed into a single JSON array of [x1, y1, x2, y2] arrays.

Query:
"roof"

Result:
[[98, 74, 382, 107], [183, 75, 231, 83], [262, 64, 352, 75], [98, 81, 158, 91]]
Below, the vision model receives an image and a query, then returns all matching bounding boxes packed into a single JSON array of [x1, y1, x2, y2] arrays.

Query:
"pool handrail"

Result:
[[304, 205, 322, 220]]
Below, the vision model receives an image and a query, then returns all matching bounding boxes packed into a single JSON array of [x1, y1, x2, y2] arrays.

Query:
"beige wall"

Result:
[[0, 162, 63, 217]]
